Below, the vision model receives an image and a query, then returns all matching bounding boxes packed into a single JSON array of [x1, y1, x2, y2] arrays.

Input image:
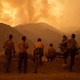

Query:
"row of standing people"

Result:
[[59, 34, 78, 72], [3, 34, 56, 73], [3, 35, 29, 73], [3, 33, 78, 73], [3, 34, 50, 73]]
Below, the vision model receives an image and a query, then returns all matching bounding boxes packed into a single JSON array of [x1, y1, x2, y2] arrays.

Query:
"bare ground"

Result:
[[0, 54, 80, 80]]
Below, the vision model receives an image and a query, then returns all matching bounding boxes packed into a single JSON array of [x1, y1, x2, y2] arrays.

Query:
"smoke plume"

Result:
[[0, 0, 80, 32]]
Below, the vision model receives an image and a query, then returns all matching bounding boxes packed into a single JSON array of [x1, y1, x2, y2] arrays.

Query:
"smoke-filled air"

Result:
[[0, 0, 80, 33]]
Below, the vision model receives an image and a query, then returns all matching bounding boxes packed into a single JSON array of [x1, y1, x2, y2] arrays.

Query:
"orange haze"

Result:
[[0, 0, 80, 33]]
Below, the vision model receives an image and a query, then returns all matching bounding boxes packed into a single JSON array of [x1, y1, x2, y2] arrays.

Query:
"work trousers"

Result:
[[18, 52, 28, 73]]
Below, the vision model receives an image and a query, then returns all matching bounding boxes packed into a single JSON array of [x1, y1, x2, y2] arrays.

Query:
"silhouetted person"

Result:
[[18, 36, 28, 73], [67, 34, 78, 71], [33, 38, 44, 73], [3, 34, 15, 73], [34, 38, 44, 65], [62, 35, 68, 64], [46, 43, 56, 62], [33, 48, 40, 73]]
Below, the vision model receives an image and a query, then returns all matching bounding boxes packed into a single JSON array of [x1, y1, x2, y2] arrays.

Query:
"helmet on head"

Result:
[[9, 34, 13, 39], [71, 34, 76, 38], [22, 36, 26, 41], [37, 38, 41, 41], [63, 35, 67, 39], [50, 43, 53, 47]]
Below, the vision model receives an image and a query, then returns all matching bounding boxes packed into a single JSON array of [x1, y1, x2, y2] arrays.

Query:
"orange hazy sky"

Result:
[[0, 0, 80, 33]]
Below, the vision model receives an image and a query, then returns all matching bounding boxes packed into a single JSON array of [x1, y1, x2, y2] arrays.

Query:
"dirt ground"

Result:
[[0, 53, 80, 80]]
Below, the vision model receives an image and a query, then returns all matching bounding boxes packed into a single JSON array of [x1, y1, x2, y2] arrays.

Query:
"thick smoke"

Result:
[[0, 0, 80, 32], [0, 0, 57, 26]]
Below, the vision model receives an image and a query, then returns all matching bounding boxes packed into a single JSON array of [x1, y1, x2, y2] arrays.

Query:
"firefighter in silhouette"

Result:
[[18, 36, 28, 73], [46, 43, 56, 62], [59, 35, 69, 64], [67, 34, 78, 71], [4, 34, 15, 73], [34, 38, 44, 65]]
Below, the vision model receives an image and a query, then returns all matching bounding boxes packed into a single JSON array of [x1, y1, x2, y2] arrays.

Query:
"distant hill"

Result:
[[74, 30, 80, 46], [14, 22, 64, 51], [0, 23, 23, 51]]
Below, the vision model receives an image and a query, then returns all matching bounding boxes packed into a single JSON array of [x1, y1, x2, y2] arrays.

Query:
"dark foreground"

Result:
[[0, 54, 80, 80]]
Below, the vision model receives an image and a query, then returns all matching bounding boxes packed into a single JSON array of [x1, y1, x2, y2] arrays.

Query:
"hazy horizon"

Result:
[[0, 0, 80, 33]]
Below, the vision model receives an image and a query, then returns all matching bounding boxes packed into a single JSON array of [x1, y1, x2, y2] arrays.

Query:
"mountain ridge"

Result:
[[14, 22, 64, 51], [0, 23, 22, 51]]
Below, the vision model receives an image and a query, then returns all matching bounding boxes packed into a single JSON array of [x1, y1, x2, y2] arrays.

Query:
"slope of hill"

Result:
[[14, 22, 64, 51], [0, 23, 23, 51], [74, 30, 80, 46]]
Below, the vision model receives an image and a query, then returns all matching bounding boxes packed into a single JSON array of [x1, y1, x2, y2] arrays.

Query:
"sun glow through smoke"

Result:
[[1, 1, 17, 26], [48, 0, 63, 17], [0, 0, 80, 32], [0, 0, 63, 27]]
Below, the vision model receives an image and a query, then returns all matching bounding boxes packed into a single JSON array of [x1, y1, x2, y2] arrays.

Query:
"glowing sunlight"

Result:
[[0, 0, 80, 32]]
